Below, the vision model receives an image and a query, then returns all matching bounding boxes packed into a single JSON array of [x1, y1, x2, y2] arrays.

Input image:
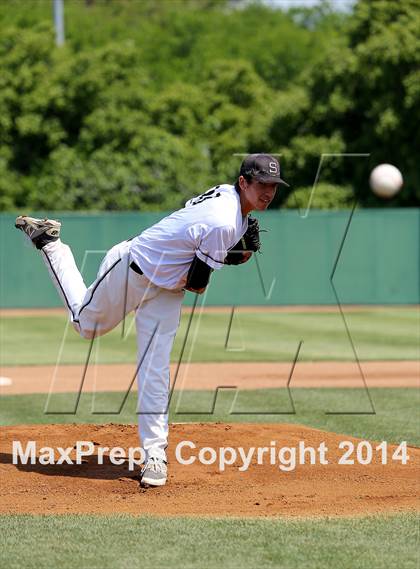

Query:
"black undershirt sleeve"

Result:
[[185, 255, 213, 290]]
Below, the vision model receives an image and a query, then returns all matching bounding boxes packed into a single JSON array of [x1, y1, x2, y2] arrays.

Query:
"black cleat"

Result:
[[15, 216, 61, 250], [140, 457, 167, 487]]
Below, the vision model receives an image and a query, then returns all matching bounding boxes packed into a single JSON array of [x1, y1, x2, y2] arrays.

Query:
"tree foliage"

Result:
[[0, 0, 418, 212], [282, 183, 354, 210], [280, 0, 420, 206]]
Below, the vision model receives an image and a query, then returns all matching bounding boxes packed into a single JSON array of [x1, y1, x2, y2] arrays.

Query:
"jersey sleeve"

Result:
[[196, 225, 235, 270]]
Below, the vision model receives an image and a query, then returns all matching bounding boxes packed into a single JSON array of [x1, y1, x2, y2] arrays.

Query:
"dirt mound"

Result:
[[1, 423, 418, 518]]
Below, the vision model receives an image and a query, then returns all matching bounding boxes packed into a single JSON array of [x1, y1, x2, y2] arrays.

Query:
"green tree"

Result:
[[272, 0, 420, 206], [282, 183, 354, 210], [1, 1, 416, 212], [26, 131, 211, 212]]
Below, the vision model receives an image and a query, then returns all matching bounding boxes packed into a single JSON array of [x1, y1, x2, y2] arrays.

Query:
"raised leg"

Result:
[[43, 239, 158, 339], [41, 240, 87, 323]]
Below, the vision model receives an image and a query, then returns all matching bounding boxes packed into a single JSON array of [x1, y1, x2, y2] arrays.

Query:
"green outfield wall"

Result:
[[1, 209, 419, 308]]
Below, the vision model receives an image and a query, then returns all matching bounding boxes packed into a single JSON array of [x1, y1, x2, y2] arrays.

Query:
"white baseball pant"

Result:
[[41, 238, 184, 462]]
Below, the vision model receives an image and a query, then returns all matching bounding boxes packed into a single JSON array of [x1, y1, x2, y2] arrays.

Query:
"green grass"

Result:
[[0, 513, 418, 569], [1, 388, 419, 446], [1, 308, 419, 366], [1, 310, 418, 568]]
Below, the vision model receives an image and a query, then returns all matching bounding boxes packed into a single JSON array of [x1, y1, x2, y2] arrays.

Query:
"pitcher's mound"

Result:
[[1, 423, 418, 518]]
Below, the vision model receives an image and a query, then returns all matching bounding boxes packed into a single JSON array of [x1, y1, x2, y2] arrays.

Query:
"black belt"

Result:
[[130, 261, 143, 275]]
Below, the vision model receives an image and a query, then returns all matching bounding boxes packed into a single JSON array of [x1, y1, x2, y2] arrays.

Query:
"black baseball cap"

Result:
[[239, 153, 289, 186]]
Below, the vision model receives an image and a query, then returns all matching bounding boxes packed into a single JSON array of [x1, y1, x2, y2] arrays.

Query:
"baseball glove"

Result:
[[224, 216, 261, 265]]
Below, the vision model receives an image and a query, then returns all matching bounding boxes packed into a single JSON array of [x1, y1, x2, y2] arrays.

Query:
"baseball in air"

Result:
[[369, 163, 403, 198]]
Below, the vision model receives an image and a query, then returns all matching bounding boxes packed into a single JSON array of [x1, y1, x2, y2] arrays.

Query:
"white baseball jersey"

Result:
[[33, 182, 249, 467], [39, 183, 247, 464], [129, 184, 248, 290]]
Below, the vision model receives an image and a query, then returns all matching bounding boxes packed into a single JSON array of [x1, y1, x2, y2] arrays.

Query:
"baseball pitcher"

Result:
[[15, 153, 288, 487]]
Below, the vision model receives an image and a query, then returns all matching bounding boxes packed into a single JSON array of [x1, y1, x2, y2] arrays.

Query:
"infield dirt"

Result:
[[1, 422, 418, 518], [1, 361, 418, 395]]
